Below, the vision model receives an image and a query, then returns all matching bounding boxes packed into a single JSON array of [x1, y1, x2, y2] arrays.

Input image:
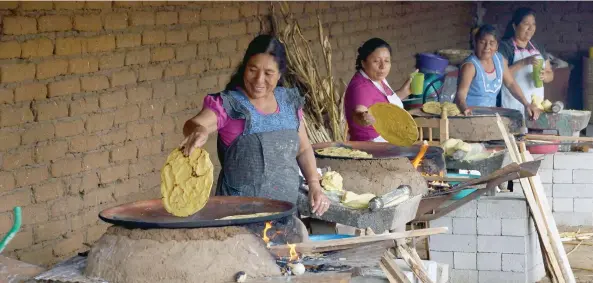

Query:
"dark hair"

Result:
[[474, 24, 498, 42], [355, 38, 392, 70], [225, 34, 287, 91], [502, 7, 536, 40]]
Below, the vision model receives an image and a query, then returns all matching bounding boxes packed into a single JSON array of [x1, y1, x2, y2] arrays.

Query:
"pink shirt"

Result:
[[203, 95, 304, 146], [344, 72, 394, 141]]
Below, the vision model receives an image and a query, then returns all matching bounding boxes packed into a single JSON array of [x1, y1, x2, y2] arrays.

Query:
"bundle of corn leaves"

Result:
[[270, 3, 346, 143]]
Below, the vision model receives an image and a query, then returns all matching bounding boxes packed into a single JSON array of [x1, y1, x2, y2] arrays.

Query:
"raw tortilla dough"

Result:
[[161, 148, 214, 217], [321, 171, 343, 191], [341, 191, 376, 209], [369, 102, 418, 146], [315, 147, 373, 158], [218, 212, 279, 220]]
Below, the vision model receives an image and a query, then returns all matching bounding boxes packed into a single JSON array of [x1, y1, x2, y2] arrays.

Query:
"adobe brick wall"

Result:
[[482, 2, 593, 109], [0, 1, 472, 266]]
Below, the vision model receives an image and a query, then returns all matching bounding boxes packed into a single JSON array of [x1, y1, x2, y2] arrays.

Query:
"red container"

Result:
[[526, 141, 560, 154]]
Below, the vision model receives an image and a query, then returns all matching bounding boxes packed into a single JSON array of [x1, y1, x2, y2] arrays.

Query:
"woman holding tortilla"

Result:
[[344, 38, 416, 142], [454, 24, 540, 120], [180, 34, 329, 216]]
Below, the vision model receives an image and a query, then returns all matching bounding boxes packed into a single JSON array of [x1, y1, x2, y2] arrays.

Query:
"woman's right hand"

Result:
[[180, 129, 209, 156], [522, 55, 539, 66], [462, 108, 473, 116], [356, 111, 376, 126]]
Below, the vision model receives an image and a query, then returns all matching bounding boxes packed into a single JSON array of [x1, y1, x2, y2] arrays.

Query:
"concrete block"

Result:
[[554, 152, 593, 169], [552, 198, 574, 212], [450, 269, 478, 283], [478, 271, 526, 283], [574, 198, 593, 212], [501, 219, 529, 236], [454, 252, 476, 270], [477, 218, 501, 236], [553, 169, 573, 183], [547, 197, 553, 210], [526, 232, 543, 269], [528, 264, 546, 283], [477, 197, 528, 219], [573, 169, 593, 184], [532, 154, 553, 169], [430, 217, 452, 234], [553, 212, 593, 226], [430, 234, 477, 252], [553, 184, 593, 198], [436, 263, 449, 283], [502, 253, 525, 272], [477, 252, 501, 271], [430, 251, 454, 267], [539, 169, 553, 184], [543, 183, 552, 197], [452, 218, 476, 235], [446, 200, 476, 218], [477, 236, 526, 254]]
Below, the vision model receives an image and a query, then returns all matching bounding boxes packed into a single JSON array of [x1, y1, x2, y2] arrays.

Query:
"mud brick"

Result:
[[55, 119, 85, 137], [164, 97, 187, 114], [74, 15, 102, 32], [48, 78, 81, 97], [0, 189, 31, 212], [99, 163, 128, 183], [189, 60, 207, 75], [15, 83, 47, 102], [0, 130, 20, 151], [55, 37, 83, 56], [1, 63, 35, 83], [37, 59, 69, 80], [130, 11, 155, 27], [138, 65, 163, 81], [21, 123, 55, 144], [179, 10, 200, 24], [114, 178, 141, 199], [3, 149, 34, 170], [104, 13, 129, 30], [35, 100, 69, 121], [86, 112, 115, 133], [176, 78, 197, 96], [129, 158, 154, 177], [127, 121, 152, 141], [53, 231, 84, 257], [166, 30, 187, 44], [153, 115, 175, 135], [125, 48, 151, 65], [69, 135, 101, 153], [51, 157, 82, 177], [15, 166, 48, 187], [35, 141, 68, 163], [54, 1, 85, 10], [0, 41, 20, 59], [156, 11, 178, 25], [38, 15, 72, 32], [117, 33, 142, 49], [0, 1, 18, 9], [83, 151, 109, 170], [153, 81, 175, 99], [151, 47, 174, 62], [127, 86, 152, 104], [21, 1, 53, 10], [142, 30, 166, 45], [164, 63, 187, 78], [3, 16, 37, 35], [70, 96, 99, 116], [114, 105, 140, 124], [198, 75, 219, 90], [33, 219, 71, 242], [99, 53, 125, 70], [0, 172, 15, 193], [69, 57, 99, 74], [140, 100, 164, 119], [86, 1, 112, 9], [110, 69, 137, 87], [86, 35, 116, 53], [188, 26, 208, 42], [21, 38, 53, 58], [81, 75, 110, 92], [50, 195, 84, 217]]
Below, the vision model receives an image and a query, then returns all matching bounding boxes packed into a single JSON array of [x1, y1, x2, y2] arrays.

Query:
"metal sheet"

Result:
[[312, 141, 444, 160], [409, 106, 523, 119], [99, 196, 296, 229]]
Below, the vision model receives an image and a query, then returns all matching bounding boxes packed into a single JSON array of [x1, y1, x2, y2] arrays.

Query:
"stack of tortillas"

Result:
[[161, 148, 214, 217], [369, 102, 419, 146]]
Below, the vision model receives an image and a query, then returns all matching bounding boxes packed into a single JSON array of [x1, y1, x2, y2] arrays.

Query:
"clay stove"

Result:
[[297, 141, 445, 233], [82, 197, 304, 283]]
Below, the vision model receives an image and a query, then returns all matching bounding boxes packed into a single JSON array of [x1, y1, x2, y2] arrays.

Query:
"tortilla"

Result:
[[315, 147, 373, 158], [321, 171, 343, 191], [369, 102, 418, 146], [161, 148, 214, 217]]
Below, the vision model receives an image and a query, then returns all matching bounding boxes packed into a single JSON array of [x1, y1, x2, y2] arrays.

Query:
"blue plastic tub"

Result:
[[309, 234, 354, 241], [445, 172, 480, 200]]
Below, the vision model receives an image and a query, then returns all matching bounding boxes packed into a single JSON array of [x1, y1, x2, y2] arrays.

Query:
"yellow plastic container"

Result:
[[411, 72, 425, 95], [532, 58, 544, 88]]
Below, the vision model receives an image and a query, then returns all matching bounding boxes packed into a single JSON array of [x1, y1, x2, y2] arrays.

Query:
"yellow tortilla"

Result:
[[321, 171, 343, 191], [369, 102, 418, 146], [341, 191, 376, 209], [315, 147, 373, 158], [161, 148, 214, 217]]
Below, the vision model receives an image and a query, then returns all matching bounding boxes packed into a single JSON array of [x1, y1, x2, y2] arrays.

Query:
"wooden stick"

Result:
[[526, 134, 593, 142], [396, 245, 435, 283], [269, 227, 448, 256], [381, 252, 412, 283], [521, 145, 576, 283], [439, 109, 449, 142], [495, 114, 565, 283], [380, 262, 400, 283]]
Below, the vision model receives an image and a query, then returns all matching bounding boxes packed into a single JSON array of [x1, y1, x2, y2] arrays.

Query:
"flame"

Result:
[[288, 243, 298, 261], [439, 170, 445, 178], [262, 222, 272, 246], [412, 141, 429, 169]]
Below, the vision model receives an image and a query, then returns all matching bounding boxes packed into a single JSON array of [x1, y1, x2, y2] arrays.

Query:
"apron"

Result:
[[464, 53, 504, 107], [215, 87, 304, 204], [358, 70, 403, 143], [501, 40, 545, 117]]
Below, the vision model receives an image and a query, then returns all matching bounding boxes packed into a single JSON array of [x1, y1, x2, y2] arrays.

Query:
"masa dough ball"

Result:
[[321, 171, 343, 191], [161, 148, 214, 217]]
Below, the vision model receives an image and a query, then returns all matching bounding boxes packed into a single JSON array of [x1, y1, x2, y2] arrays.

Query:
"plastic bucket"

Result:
[[417, 53, 449, 75]]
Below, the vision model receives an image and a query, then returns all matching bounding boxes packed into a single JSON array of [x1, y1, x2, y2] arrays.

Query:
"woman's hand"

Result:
[[358, 111, 376, 126], [525, 104, 542, 121], [308, 182, 330, 216], [462, 108, 473, 116], [396, 69, 419, 100], [180, 128, 209, 156], [522, 55, 538, 66]]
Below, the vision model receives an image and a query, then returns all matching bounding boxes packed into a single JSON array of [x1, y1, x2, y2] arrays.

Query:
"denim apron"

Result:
[[464, 52, 504, 107], [214, 87, 304, 204]]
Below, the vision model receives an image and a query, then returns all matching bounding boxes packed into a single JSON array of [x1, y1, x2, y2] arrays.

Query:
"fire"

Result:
[[262, 222, 272, 246], [288, 243, 298, 261], [412, 140, 429, 169]]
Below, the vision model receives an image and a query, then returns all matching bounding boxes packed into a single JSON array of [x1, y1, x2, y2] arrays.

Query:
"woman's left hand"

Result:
[[539, 72, 545, 82], [308, 182, 330, 216], [526, 104, 542, 120]]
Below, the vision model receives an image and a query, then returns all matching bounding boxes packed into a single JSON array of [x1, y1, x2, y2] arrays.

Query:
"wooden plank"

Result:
[[269, 227, 448, 256], [249, 272, 351, 283], [526, 134, 593, 142], [496, 114, 565, 283], [381, 251, 412, 283], [396, 245, 435, 283], [521, 145, 576, 283], [439, 110, 449, 142]]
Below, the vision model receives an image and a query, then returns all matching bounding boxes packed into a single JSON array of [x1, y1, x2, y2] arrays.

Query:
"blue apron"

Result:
[[464, 52, 504, 107]]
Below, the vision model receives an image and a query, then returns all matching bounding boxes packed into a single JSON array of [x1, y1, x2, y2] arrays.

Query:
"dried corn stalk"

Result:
[[270, 3, 346, 143]]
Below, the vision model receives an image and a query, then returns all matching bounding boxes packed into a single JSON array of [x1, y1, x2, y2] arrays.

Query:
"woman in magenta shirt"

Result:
[[344, 38, 415, 142]]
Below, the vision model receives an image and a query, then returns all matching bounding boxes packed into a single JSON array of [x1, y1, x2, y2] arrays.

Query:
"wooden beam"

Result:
[[526, 134, 593, 142], [381, 251, 412, 283], [395, 245, 435, 283], [269, 227, 448, 256]]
